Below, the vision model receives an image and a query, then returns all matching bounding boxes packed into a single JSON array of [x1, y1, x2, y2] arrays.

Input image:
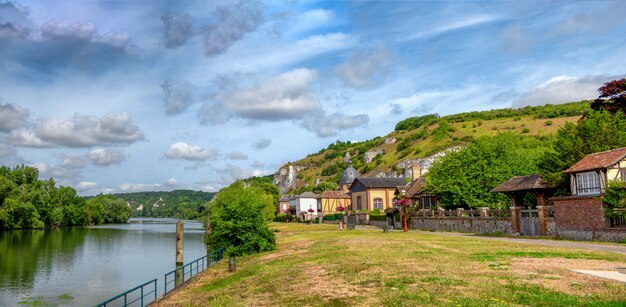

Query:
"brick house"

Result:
[[278, 195, 292, 214], [551, 147, 626, 240]]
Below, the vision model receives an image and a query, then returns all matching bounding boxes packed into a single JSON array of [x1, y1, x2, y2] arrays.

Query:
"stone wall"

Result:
[[552, 195, 606, 230], [409, 217, 513, 234], [556, 229, 626, 242]]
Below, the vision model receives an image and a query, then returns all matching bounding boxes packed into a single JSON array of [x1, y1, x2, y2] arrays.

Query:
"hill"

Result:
[[111, 190, 214, 219], [273, 101, 591, 193]]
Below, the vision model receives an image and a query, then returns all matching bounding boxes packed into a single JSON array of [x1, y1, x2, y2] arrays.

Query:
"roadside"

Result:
[[355, 225, 626, 255]]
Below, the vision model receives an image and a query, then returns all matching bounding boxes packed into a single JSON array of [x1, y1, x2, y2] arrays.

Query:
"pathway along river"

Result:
[[0, 218, 208, 306]]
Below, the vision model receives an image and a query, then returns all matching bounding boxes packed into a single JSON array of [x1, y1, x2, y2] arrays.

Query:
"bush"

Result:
[[521, 128, 531, 133], [323, 213, 342, 221], [544, 120, 553, 126], [369, 214, 387, 221]]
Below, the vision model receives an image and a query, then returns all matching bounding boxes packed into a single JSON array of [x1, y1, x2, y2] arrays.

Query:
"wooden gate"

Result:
[[346, 215, 356, 230], [519, 208, 539, 236]]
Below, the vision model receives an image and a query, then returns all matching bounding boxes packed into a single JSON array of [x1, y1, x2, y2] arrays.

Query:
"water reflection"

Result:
[[0, 218, 207, 306]]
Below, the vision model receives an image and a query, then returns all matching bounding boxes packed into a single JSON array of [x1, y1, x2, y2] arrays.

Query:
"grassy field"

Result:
[[156, 223, 626, 306]]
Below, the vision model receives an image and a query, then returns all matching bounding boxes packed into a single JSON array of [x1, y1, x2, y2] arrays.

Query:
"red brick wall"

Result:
[[552, 196, 606, 231]]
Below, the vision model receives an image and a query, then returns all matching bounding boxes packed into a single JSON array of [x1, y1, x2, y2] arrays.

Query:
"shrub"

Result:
[[544, 120, 553, 126], [369, 214, 387, 221], [522, 128, 531, 133]]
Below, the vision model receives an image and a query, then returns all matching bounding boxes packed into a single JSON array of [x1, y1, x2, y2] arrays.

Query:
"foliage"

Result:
[[602, 181, 626, 217], [206, 180, 276, 257], [0, 165, 130, 230], [539, 110, 626, 183], [323, 213, 342, 221], [591, 78, 626, 114], [428, 133, 548, 209], [312, 181, 338, 194], [443, 101, 590, 123], [395, 114, 439, 131], [396, 128, 427, 151], [87, 194, 132, 224], [111, 189, 214, 219]]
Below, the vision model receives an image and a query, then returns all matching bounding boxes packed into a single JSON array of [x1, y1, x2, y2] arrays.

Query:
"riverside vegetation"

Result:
[[0, 165, 131, 229]]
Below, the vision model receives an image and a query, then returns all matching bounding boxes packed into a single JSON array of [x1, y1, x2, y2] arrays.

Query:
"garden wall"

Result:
[[409, 217, 513, 234]]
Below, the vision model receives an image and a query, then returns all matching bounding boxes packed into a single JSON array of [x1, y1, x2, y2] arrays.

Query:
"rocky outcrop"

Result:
[[364, 149, 384, 163], [397, 146, 462, 178], [384, 137, 396, 144], [273, 164, 305, 193]]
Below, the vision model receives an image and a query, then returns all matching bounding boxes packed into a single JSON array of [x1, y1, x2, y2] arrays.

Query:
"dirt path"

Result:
[[355, 226, 626, 255]]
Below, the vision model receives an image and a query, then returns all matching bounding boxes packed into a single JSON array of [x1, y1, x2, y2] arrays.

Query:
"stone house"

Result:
[[290, 192, 319, 220], [349, 177, 407, 211]]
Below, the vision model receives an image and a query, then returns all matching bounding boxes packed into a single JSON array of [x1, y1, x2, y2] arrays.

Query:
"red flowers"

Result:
[[307, 208, 315, 213], [336, 206, 345, 212], [395, 198, 413, 206]]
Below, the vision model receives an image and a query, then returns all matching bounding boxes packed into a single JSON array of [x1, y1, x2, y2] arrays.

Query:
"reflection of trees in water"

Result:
[[0, 227, 86, 289]]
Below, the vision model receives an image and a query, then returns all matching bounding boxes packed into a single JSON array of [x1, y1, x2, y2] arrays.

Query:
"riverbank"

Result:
[[154, 223, 626, 306]]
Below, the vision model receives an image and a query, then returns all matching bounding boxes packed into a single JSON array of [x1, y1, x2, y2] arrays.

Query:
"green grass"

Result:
[[156, 223, 626, 306]]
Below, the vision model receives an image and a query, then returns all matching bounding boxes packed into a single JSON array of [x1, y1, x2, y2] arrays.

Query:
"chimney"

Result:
[[411, 162, 421, 180]]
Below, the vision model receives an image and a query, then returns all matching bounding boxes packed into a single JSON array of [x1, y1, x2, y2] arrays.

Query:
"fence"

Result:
[[164, 248, 225, 295], [97, 279, 157, 307], [97, 248, 225, 307], [410, 208, 512, 218]]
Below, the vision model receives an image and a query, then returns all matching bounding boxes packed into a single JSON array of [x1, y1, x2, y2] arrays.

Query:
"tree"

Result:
[[312, 181, 338, 194], [590, 78, 626, 114], [427, 133, 548, 208], [207, 181, 276, 257], [539, 110, 626, 182]]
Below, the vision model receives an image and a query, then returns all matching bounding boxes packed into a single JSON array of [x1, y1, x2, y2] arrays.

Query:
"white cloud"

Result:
[[120, 182, 163, 192], [87, 148, 125, 166], [203, 0, 263, 56], [226, 151, 248, 160], [166, 177, 178, 186], [7, 130, 53, 148], [302, 112, 369, 137], [40, 19, 132, 50], [77, 181, 98, 189], [336, 47, 391, 89], [252, 138, 271, 149], [27, 112, 145, 148], [160, 80, 196, 116], [161, 13, 195, 49], [165, 142, 217, 161], [512, 75, 621, 107], [0, 102, 29, 132], [401, 14, 500, 42], [60, 153, 86, 169], [30, 162, 78, 179]]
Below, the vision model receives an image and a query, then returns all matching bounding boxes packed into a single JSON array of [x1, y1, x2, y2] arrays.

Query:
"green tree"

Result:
[[539, 110, 626, 182], [206, 181, 276, 257], [427, 133, 548, 208], [312, 181, 338, 194]]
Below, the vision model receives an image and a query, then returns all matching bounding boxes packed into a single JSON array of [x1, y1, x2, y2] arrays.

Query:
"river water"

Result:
[[0, 218, 208, 306]]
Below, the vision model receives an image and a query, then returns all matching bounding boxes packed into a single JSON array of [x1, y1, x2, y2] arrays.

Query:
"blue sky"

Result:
[[0, 0, 625, 195]]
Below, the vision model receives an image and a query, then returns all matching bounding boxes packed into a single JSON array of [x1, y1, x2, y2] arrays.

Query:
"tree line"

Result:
[[0, 165, 131, 230]]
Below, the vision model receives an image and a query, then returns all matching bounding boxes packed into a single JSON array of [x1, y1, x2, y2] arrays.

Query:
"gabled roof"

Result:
[[317, 191, 350, 199], [396, 177, 428, 198], [562, 147, 626, 174], [491, 174, 555, 193], [297, 191, 318, 198], [352, 177, 407, 189], [279, 195, 292, 202]]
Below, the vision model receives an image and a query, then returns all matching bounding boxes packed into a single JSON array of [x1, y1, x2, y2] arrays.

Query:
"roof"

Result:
[[353, 177, 407, 189], [279, 195, 292, 202], [397, 177, 428, 198], [563, 147, 626, 174], [297, 192, 318, 198], [490, 174, 556, 193], [339, 162, 360, 184], [317, 190, 350, 199]]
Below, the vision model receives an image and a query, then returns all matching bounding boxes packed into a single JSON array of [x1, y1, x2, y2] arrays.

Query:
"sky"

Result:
[[0, 0, 625, 195]]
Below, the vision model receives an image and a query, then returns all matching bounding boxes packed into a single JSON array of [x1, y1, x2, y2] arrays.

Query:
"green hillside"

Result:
[[111, 190, 214, 219], [280, 101, 591, 193]]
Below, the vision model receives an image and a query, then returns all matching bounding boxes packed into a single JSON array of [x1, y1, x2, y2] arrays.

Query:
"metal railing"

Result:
[[164, 248, 225, 294], [97, 278, 157, 307]]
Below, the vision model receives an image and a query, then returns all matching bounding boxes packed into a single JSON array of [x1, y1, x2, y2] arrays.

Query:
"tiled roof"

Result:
[[491, 174, 555, 193], [317, 191, 350, 199], [355, 177, 407, 188], [562, 147, 626, 174], [279, 195, 292, 201], [400, 177, 428, 198], [298, 191, 318, 198]]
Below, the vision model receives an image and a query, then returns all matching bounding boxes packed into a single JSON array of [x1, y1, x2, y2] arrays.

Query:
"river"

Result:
[[0, 218, 208, 306]]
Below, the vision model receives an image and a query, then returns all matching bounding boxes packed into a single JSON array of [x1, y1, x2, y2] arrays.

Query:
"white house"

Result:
[[291, 192, 318, 220]]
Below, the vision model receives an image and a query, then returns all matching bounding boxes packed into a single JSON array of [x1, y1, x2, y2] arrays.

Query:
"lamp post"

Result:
[[400, 189, 411, 233]]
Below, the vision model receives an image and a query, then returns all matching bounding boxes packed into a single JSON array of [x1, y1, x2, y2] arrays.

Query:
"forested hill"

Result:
[[110, 190, 214, 220], [275, 101, 592, 193]]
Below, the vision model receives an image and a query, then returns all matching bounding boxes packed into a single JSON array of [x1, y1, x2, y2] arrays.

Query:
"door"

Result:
[[520, 208, 539, 236]]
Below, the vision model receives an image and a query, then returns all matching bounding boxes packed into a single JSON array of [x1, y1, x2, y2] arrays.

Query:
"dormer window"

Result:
[[576, 171, 601, 195]]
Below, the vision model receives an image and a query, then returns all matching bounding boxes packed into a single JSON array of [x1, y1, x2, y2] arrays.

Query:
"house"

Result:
[[562, 147, 626, 196], [551, 147, 626, 235], [349, 177, 407, 211], [278, 195, 292, 214], [316, 191, 351, 214], [394, 177, 439, 210], [290, 192, 319, 220]]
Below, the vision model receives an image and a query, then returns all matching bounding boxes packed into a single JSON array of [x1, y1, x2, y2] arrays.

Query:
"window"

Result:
[[422, 197, 434, 210], [374, 198, 383, 210], [576, 171, 601, 195], [283, 204, 287, 210], [357, 196, 362, 210]]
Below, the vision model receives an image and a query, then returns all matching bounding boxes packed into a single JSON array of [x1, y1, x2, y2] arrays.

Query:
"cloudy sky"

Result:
[[1, 0, 625, 195]]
